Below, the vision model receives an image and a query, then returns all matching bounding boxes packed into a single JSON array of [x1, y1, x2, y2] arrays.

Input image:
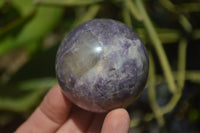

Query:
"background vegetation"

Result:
[[0, 0, 200, 132]]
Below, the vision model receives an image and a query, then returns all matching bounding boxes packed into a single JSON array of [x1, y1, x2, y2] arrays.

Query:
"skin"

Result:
[[15, 85, 130, 133]]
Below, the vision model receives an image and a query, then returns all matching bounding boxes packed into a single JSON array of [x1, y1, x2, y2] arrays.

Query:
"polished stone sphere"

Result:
[[56, 19, 149, 113]]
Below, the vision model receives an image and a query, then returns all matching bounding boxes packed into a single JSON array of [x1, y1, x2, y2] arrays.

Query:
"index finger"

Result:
[[15, 85, 72, 133]]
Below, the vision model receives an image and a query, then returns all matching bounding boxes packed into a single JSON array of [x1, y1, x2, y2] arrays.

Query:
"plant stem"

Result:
[[179, 15, 192, 33], [148, 53, 165, 125], [126, 0, 142, 21], [177, 38, 187, 91], [135, 0, 177, 94], [34, 0, 103, 6], [122, 2, 133, 28], [159, 39, 187, 114], [73, 5, 100, 27]]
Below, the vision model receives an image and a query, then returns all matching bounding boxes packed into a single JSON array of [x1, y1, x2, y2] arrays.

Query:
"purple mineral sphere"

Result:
[[56, 19, 149, 113]]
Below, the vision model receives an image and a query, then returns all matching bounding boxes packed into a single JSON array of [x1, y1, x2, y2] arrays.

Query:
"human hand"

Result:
[[15, 85, 130, 133]]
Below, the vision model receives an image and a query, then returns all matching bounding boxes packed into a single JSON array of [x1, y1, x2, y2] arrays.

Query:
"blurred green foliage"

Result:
[[0, 0, 200, 132]]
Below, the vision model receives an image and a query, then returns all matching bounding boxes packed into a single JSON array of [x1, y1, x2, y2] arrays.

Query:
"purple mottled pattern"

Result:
[[56, 19, 149, 112]]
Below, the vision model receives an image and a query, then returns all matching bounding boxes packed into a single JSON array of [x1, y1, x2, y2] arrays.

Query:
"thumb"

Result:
[[101, 108, 130, 133]]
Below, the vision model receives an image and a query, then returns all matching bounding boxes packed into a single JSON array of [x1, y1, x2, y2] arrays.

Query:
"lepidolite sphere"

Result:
[[56, 19, 149, 112]]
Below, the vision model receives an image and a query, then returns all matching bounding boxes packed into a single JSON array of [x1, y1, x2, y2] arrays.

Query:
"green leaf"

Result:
[[73, 4, 100, 27], [34, 0, 103, 6], [16, 6, 62, 44], [17, 77, 57, 91], [12, 0, 35, 16], [0, 12, 35, 38], [0, 0, 5, 8], [0, 6, 63, 56], [25, 41, 41, 55], [0, 36, 15, 56], [0, 77, 57, 113]]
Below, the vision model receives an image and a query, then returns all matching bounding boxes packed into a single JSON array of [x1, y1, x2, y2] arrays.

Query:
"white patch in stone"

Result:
[[94, 46, 103, 53], [128, 39, 145, 76]]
